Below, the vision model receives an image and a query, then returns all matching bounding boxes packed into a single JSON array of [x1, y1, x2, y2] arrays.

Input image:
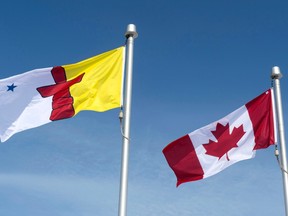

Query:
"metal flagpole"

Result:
[[271, 66, 288, 216], [118, 24, 138, 216]]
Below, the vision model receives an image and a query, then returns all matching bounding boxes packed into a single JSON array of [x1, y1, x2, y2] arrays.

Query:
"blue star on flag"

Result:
[[7, 83, 17, 92]]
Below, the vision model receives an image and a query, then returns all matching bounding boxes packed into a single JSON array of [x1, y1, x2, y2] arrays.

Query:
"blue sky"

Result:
[[0, 0, 288, 215]]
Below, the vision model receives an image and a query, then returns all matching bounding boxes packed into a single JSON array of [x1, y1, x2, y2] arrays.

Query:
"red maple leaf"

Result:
[[203, 123, 245, 161]]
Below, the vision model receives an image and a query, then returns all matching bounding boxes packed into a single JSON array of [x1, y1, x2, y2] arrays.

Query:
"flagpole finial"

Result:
[[271, 66, 283, 79], [125, 24, 138, 39]]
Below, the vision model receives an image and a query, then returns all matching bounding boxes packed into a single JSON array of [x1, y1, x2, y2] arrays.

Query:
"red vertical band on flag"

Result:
[[163, 135, 204, 186], [245, 89, 275, 150]]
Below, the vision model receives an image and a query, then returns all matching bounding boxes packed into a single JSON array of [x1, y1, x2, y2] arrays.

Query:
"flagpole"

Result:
[[118, 24, 138, 216], [271, 66, 288, 216]]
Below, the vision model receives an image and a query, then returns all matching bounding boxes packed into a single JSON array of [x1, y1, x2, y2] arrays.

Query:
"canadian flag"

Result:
[[163, 89, 277, 186]]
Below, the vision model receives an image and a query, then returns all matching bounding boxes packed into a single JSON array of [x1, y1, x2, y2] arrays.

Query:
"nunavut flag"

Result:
[[0, 46, 125, 142], [163, 89, 277, 186]]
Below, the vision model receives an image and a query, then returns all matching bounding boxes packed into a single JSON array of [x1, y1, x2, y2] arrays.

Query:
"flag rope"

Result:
[[275, 145, 288, 175], [119, 107, 130, 141], [271, 77, 288, 174], [271, 76, 288, 173]]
